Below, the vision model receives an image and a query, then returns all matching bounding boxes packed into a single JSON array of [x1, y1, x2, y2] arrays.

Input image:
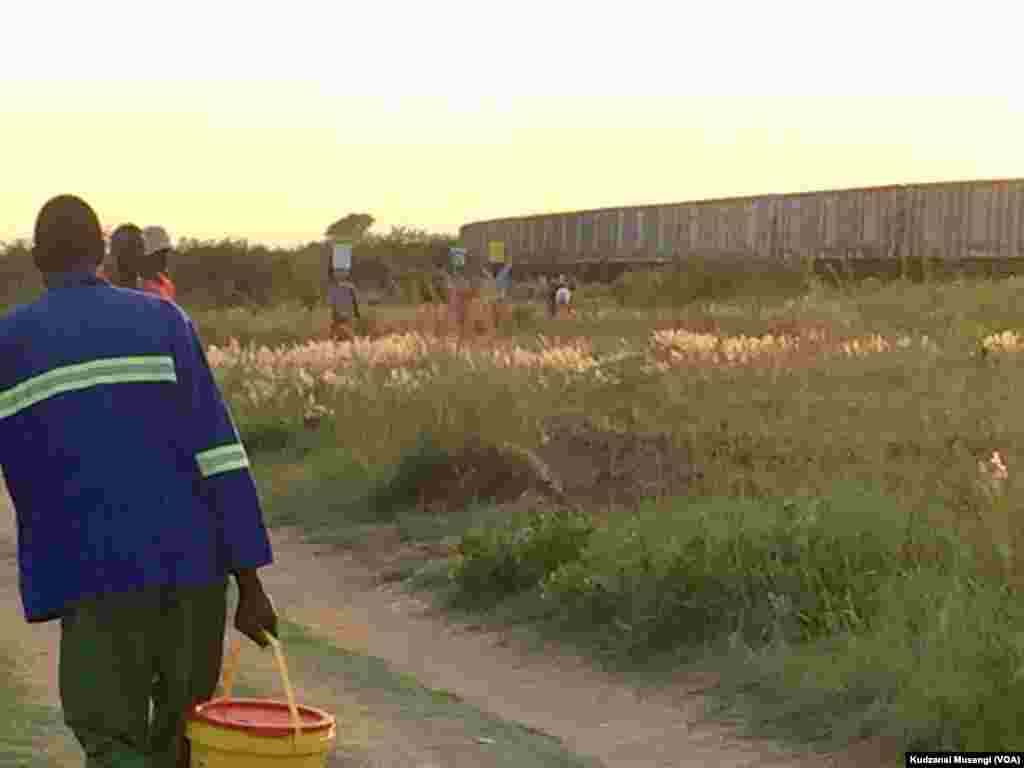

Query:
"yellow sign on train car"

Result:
[[488, 241, 506, 263]]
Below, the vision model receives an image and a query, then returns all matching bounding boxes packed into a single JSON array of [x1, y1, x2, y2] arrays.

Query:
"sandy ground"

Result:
[[0, 484, 901, 767]]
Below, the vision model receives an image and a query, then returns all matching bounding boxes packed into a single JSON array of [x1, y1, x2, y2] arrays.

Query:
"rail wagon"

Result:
[[459, 179, 1024, 275]]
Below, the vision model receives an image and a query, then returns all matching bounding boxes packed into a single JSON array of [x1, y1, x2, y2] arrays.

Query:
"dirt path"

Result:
[[0, 484, 900, 767], [0, 508, 80, 766], [0, 486, 556, 768]]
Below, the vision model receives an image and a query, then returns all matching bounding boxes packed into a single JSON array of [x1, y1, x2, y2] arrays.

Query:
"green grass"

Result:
[[229, 619, 601, 768], [703, 561, 1024, 750], [391, 494, 1024, 754], [0, 651, 65, 767], [399, 486, 1024, 752], [223, 274, 1024, 753], [253, 431, 1024, 753]]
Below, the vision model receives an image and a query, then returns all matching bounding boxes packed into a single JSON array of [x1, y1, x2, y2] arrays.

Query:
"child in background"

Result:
[[555, 276, 574, 318], [547, 275, 559, 318]]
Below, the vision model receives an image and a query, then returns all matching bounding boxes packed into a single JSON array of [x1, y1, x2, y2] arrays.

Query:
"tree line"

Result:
[[0, 214, 457, 310]]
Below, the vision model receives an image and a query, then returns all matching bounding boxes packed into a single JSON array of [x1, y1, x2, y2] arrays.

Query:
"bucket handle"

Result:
[[221, 636, 242, 700], [219, 631, 303, 741]]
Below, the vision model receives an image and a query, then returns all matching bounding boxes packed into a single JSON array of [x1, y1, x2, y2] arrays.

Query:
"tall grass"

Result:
[[609, 256, 810, 309], [438, 483, 1024, 750], [218, 274, 1024, 751], [218, 276, 1024, 523], [8, 262, 1024, 751]]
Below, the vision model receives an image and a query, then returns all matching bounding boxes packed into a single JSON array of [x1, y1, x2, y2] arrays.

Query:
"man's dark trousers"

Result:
[[58, 579, 228, 767]]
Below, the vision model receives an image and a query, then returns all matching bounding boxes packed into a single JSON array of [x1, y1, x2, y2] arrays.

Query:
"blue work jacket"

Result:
[[0, 271, 273, 622]]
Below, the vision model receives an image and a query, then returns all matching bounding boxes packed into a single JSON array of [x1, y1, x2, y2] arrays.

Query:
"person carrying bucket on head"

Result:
[[140, 225, 178, 301], [328, 268, 360, 342], [0, 195, 280, 768]]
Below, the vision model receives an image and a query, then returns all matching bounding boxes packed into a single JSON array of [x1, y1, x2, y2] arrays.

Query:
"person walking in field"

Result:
[[139, 225, 178, 301], [548, 274, 570, 318], [554, 276, 573, 318], [328, 269, 361, 341], [109, 223, 146, 289], [0, 195, 278, 768], [494, 263, 513, 302], [491, 263, 513, 328], [447, 263, 471, 337]]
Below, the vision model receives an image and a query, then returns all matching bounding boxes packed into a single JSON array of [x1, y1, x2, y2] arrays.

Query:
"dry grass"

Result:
[[205, 275, 1024, 750]]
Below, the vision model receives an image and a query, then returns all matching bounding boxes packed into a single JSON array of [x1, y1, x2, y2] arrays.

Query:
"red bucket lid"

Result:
[[190, 698, 335, 737]]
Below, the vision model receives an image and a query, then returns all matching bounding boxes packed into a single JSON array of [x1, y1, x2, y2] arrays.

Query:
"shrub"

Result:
[[610, 257, 809, 309], [240, 417, 298, 454], [364, 432, 453, 521], [0, 242, 42, 311], [611, 270, 662, 307], [541, 485, 929, 656], [450, 507, 597, 604], [393, 270, 442, 304], [237, 408, 331, 458]]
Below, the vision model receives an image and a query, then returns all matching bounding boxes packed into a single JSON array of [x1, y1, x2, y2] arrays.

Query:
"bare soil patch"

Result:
[[534, 415, 701, 511], [405, 416, 702, 519]]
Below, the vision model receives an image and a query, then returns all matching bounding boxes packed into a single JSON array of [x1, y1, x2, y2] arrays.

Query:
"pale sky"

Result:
[[2, 0, 1023, 247]]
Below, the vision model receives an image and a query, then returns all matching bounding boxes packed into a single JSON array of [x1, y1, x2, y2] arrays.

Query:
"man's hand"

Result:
[[233, 570, 279, 648]]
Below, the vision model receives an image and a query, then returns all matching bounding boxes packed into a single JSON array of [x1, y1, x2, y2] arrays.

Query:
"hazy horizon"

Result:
[[4, 1, 1022, 248]]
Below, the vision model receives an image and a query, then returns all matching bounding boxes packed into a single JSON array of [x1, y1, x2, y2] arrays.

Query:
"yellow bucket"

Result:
[[186, 631, 336, 767]]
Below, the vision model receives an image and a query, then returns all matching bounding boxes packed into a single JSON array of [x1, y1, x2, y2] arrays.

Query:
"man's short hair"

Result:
[[32, 195, 105, 274]]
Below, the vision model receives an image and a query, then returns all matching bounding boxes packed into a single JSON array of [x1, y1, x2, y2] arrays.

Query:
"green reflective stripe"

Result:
[[196, 443, 249, 478], [0, 356, 177, 420]]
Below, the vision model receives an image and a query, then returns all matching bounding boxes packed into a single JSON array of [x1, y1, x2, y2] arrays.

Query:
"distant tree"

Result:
[[0, 238, 31, 258], [371, 225, 435, 246], [326, 213, 375, 241]]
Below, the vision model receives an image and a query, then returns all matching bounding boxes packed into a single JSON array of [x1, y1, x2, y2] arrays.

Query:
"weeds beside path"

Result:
[[257, 524, 896, 767]]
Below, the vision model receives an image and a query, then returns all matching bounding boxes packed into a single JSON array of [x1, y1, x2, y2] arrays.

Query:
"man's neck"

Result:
[[42, 266, 100, 288]]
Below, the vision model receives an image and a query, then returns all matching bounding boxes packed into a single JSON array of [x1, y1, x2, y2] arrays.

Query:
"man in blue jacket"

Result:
[[0, 195, 278, 767]]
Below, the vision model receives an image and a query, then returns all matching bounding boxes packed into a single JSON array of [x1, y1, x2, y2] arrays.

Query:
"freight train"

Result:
[[459, 179, 1024, 280]]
